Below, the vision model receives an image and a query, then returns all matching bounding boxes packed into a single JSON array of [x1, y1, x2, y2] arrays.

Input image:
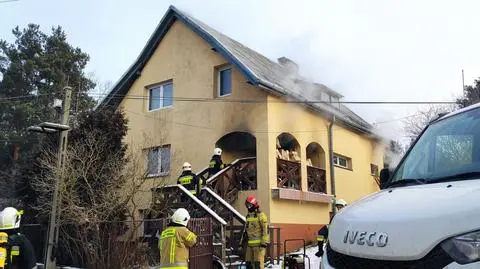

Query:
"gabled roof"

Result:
[[98, 5, 373, 134]]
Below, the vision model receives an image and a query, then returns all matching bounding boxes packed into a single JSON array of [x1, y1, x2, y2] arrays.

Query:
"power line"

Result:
[[372, 113, 422, 125], [89, 93, 458, 105], [0, 0, 19, 3], [0, 94, 51, 102], [0, 92, 458, 105]]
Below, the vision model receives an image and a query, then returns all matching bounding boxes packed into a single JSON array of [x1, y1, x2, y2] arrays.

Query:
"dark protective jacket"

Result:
[[316, 214, 336, 257], [177, 171, 201, 195], [208, 155, 226, 177], [2, 233, 36, 269]]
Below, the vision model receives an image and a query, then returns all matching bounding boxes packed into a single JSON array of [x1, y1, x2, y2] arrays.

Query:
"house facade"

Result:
[[99, 6, 384, 248]]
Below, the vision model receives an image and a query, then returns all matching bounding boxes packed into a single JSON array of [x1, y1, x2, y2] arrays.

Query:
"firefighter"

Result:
[[158, 208, 197, 269], [208, 148, 229, 177], [244, 195, 269, 269], [315, 198, 347, 257], [177, 162, 202, 196], [0, 207, 36, 269]]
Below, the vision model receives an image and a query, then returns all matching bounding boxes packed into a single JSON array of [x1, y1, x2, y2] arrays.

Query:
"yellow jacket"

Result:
[[158, 225, 197, 268], [246, 211, 269, 247]]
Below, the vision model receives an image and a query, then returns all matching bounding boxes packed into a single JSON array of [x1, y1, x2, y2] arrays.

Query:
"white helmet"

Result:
[[171, 208, 190, 226], [0, 207, 23, 230], [335, 199, 347, 207], [182, 162, 192, 171], [214, 148, 222, 156]]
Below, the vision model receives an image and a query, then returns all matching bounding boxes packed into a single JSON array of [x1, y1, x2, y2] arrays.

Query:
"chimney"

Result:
[[278, 57, 299, 73]]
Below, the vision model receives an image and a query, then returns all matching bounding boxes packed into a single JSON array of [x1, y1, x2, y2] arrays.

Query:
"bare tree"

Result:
[[403, 104, 457, 143], [32, 131, 171, 268]]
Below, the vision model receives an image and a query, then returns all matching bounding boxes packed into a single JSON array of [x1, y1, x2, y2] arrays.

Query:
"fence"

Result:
[[20, 217, 214, 269], [20, 224, 47, 264]]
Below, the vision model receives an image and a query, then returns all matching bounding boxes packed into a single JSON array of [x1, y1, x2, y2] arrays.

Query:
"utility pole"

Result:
[[44, 86, 72, 269], [462, 69, 465, 91]]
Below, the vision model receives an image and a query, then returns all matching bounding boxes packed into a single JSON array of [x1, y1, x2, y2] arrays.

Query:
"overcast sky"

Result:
[[2, 0, 480, 142]]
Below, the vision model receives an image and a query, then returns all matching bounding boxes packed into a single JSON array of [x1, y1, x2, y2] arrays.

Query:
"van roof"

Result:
[[435, 102, 480, 123]]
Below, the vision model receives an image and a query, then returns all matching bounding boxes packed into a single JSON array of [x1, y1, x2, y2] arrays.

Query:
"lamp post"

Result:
[[27, 86, 71, 269]]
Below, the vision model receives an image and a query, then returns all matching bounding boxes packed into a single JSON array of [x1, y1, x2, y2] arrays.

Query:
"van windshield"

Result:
[[391, 107, 480, 184]]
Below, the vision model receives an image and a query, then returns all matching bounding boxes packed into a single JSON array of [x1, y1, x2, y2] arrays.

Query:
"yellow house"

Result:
[[98, 5, 384, 255]]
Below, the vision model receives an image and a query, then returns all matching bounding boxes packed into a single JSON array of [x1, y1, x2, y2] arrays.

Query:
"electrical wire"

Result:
[[372, 113, 423, 125], [0, 93, 457, 105], [90, 93, 457, 105]]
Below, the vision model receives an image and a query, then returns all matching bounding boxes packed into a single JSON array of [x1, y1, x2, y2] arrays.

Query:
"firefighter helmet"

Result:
[[0, 207, 23, 230], [182, 162, 192, 171], [172, 208, 190, 226], [214, 148, 222, 156], [335, 199, 347, 207], [245, 195, 259, 209]]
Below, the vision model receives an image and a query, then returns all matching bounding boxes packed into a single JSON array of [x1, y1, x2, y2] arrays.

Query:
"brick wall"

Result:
[[270, 223, 326, 255]]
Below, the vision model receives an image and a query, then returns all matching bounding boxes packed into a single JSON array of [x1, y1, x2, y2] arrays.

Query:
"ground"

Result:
[[269, 246, 321, 269]]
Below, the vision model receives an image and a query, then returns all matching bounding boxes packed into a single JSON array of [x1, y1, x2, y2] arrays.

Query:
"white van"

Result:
[[321, 103, 480, 269]]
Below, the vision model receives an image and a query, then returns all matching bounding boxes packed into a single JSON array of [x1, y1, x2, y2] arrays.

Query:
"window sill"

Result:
[[334, 164, 353, 171], [217, 93, 232, 98], [147, 173, 169, 178], [148, 106, 173, 112], [271, 188, 333, 204]]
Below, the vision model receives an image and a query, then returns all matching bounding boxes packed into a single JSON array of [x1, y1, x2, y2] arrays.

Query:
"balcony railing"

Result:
[[277, 158, 301, 190], [206, 157, 257, 204], [307, 165, 327, 193]]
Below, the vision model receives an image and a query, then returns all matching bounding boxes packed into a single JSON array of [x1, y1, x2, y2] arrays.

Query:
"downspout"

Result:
[[328, 115, 337, 216]]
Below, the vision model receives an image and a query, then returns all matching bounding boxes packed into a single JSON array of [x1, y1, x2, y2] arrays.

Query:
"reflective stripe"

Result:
[[248, 239, 261, 245], [190, 190, 197, 195], [179, 175, 193, 185], [160, 262, 189, 269], [186, 232, 194, 241], [10, 246, 19, 256], [262, 234, 269, 242], [169, 237, 176, 263], [209, 161, 215, 168], [161, 228, 176, 239], [317, 236, 325, 242], [10, 245, 20, 263]]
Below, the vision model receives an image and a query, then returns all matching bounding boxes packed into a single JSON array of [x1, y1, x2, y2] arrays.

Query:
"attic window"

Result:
[[329, 95, 340, 108], [218, 67, 232, 97]]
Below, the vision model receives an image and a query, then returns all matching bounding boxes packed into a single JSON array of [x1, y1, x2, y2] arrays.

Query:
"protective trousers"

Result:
[[245, 246, 265, 269]]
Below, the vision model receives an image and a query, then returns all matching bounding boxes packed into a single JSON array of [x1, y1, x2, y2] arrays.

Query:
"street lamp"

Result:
[[27, 86, 72, 269], [27, 122, 69, 133], [28, 121, 70, 269]]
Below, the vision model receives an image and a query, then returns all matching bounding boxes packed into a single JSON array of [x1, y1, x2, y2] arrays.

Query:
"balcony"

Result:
[[307, 165, 327, 193], [277, 158, 301, 190]]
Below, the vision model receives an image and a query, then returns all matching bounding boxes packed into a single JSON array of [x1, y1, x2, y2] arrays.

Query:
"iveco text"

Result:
[[322, 103, 480, 269]]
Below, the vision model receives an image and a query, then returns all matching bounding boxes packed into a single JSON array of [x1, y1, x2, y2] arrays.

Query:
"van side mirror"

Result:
[[379, 168, 390, 189]]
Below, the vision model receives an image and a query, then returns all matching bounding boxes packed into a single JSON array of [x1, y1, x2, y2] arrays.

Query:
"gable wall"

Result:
[[118, 20, 270, 212]]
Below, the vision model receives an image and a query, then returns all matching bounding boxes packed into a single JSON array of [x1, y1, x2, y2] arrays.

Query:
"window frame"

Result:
[[146, 145, 171, 177], [333, 153, 352, 170], [370, 164, 379, 176], [148, 81, 173, 111], [217, 66, 232, 97]]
